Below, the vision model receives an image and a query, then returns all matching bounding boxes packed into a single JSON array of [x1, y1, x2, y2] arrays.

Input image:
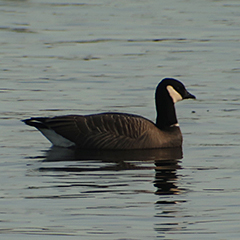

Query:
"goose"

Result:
[[22, 78, 195, 150]]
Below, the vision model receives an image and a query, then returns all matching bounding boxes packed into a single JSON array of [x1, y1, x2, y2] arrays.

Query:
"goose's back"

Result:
[[36, 113, 182, 149]]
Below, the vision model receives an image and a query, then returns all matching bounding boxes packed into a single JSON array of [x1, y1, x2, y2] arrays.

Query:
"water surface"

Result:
[[1, 0, 240, 239]]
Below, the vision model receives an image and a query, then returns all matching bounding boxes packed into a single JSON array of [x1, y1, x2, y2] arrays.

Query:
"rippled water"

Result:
[[1, 0, 240, 239]]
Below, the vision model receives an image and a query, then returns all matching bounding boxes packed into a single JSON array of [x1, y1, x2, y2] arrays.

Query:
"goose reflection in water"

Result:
[[37, 147, 183, 195]]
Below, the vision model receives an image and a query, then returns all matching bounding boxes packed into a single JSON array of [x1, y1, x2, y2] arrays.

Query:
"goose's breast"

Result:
[[137, 126, 183, 149]]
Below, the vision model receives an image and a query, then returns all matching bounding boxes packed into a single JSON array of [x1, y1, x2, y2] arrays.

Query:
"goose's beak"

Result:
[[184, 90, 196, 100]]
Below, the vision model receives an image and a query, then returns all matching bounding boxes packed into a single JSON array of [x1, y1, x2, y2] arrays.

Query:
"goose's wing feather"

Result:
[[27, 113, 156, 149]]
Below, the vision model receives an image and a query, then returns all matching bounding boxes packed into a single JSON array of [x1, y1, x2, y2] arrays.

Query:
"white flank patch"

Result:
[[166, 85, 183, 103], [39, 128, 75, 148]]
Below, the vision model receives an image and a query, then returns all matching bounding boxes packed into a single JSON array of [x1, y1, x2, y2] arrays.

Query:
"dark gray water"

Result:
[[1, 0, 240, 239]]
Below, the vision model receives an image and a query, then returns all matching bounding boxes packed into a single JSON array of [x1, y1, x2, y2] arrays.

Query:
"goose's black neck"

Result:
[[155, 83, 178, 129]]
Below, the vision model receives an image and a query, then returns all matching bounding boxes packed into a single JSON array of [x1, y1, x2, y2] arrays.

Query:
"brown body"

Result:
[[31, 113, 182, 149]]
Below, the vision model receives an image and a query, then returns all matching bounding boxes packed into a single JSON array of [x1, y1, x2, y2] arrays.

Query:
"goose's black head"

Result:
[[155, 78, 195, 129], [156, 78, 196, 103]]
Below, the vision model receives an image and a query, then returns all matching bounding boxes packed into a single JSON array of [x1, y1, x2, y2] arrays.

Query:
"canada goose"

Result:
[[22, 78, 195, 150]]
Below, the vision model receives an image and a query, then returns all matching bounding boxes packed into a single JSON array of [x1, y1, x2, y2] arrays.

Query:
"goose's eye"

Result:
[[175, 86, 181, 92], [177, 86, 185, 92]]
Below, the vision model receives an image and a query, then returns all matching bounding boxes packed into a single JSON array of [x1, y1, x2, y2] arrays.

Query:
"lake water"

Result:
[[1, 0, 240, 239]]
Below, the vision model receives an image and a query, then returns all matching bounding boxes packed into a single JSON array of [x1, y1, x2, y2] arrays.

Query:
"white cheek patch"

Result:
[[166, 85, 183, 103]]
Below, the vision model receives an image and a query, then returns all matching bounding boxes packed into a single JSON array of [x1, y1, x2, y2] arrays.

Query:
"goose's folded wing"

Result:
[[25, 113, 155, 149]]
